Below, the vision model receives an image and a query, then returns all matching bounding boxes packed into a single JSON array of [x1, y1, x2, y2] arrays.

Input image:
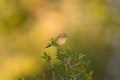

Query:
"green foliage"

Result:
[[42, 52, 52, 63], [51, 38, 57, 46], [19, 37, 93, 80], [34, 73, 45, 80], [36, 38, 93, 80], [41, 48, 93, 80]]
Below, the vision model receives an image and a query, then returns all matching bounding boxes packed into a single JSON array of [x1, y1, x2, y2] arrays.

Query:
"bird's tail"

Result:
[[45, 44, 52, 48]]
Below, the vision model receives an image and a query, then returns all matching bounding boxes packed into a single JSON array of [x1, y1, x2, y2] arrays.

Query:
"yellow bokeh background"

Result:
[[0, 0, 120, 80]]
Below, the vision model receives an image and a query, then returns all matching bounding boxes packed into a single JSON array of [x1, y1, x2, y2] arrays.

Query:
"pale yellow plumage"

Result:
[[46, 33, 67, 48]]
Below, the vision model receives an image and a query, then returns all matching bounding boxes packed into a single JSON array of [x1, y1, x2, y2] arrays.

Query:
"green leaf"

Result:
[[51, 37, 56, 46], [42, 52, 51, 63], [34, 73, 45, 80]]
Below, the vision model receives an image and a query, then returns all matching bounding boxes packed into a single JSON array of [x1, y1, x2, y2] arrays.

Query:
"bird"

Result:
[[45, 33, 68, 48]]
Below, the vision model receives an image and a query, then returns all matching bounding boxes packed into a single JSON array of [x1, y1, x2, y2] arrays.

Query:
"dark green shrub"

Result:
[[19, 38, 93, 80]]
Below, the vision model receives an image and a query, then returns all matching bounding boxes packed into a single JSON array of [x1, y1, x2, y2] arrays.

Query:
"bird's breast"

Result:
[[56, 38, 66, 46]]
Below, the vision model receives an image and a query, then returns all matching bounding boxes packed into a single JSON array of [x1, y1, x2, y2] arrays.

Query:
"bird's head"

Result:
[[60, 33, 68, 39]]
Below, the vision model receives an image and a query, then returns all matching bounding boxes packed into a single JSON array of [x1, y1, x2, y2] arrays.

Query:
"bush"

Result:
[[19, 38, 93, 80]]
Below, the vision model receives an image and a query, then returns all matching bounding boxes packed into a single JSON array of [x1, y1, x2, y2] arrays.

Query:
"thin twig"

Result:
[[72, 61, 81, 68], [51, 63, 55, 80]]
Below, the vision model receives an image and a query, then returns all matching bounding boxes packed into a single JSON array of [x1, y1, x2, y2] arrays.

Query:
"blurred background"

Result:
[[0, 0, 120, 80]]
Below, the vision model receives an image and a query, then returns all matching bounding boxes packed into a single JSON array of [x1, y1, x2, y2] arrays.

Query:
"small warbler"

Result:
[[46, 33, 68, 48]]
